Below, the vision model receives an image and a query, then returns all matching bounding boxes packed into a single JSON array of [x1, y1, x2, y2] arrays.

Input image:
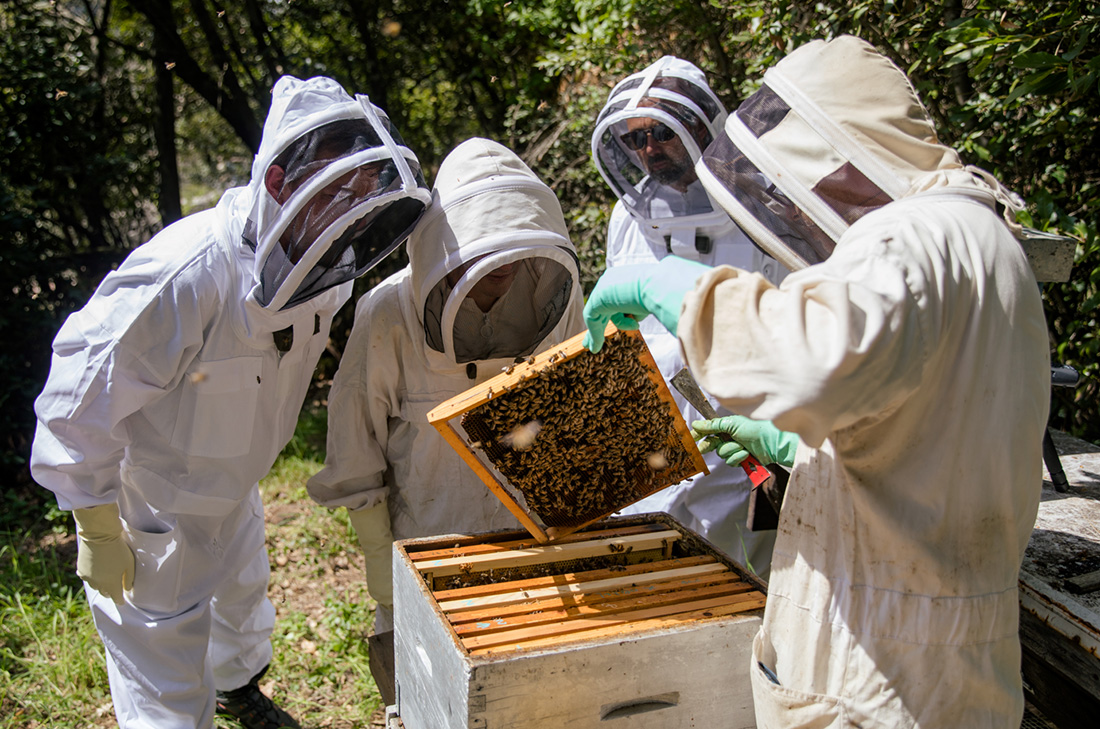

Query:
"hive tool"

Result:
[[670, 367, 789, 531]]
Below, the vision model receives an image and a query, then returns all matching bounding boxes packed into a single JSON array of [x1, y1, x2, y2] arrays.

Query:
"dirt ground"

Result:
[[262, 499, 390, 729]]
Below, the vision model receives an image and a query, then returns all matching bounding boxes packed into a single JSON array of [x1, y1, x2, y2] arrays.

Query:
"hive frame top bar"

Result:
[[427, 323, 708, 543], [394, 512, 768, 660]]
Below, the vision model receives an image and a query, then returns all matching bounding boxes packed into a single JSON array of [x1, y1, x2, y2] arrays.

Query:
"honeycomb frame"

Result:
[[428, 324, 708, 542]]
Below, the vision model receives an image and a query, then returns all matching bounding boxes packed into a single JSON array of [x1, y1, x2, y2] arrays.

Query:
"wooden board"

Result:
[[1019, 227, 1076, 283], [417, 520, 766, 658], [432, 554, 720, 601], [464, 592, 766, 653], [367, 630, 395, 707], [427, 324, 708, 543], [405, 522, 671, 562], [1065, 569, 1100, 595], [411, 529, 681, 578], [438, 562, 732, 613], [1020, 429, 1100, 725]]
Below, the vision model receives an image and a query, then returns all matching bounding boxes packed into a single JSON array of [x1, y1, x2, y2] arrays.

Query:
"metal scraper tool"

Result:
[[670, 367, 788, 530]]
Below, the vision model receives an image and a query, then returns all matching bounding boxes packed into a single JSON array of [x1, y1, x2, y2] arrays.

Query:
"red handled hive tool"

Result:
[[670, 368, 789, 531]]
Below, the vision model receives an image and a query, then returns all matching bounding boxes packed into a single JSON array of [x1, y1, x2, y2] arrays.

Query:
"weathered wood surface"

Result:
[[1026, 429, 1100, 613], [1020, 429, 1100, 726], [1019, 227, 1076, 283], [1064, 569, 1100, 595], [367, 630, 396, 707]]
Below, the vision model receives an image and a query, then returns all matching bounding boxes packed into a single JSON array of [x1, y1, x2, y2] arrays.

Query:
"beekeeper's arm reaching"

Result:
[[307, 290, 402, 623], [581, 255, 711, 351], [582, 254, 804, 470]]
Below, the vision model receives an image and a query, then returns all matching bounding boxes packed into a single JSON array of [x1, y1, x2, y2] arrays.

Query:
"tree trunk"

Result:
[[136, 0, 263, 152], [154, 33, 182, 225], [944, 0, 974, 106]]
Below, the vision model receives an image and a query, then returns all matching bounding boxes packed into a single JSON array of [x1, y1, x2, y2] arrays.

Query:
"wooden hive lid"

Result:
[[428, 323, 708, 542]]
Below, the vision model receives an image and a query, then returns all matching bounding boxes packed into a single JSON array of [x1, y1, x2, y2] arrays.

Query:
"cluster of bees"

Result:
[[435, 555, 631, 591], [460, 332, 696, 528]]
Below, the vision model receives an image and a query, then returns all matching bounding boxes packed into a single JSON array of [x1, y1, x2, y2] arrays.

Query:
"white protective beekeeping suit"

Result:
[[307, 137, 584, 631], [31, 76, 429, 729], [684, 37, 1049, 727], [592, 55, 784, 577]]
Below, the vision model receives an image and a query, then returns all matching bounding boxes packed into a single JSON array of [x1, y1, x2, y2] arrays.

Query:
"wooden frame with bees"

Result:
[[427, 324, 708, 543]]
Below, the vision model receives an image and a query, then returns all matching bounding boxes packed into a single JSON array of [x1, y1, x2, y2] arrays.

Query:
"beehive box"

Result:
[[427, 325, 708, 543], [392, 513, 766, 729]]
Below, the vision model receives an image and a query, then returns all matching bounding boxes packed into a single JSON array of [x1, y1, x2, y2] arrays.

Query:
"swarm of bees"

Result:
[[460, 332, 696, 528]]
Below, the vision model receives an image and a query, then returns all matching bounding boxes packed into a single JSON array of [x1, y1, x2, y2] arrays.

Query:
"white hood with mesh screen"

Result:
[[242, 76, 431, 311], [696, 36, 1024, 272], [409, 138, 580, 365], [592, 56, 736, 255]]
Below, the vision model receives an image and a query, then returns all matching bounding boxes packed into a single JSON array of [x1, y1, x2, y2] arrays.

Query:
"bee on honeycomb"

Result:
[[461, 331, 695, 527]]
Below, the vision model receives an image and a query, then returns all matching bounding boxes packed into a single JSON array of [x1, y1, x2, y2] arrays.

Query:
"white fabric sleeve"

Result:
[[679, 218, 933, 448], [306, 291, 392, 511], [31, 267, 213, 511], [604, 201, 632, 269]]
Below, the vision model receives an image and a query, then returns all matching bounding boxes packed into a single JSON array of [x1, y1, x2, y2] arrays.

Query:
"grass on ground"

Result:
[[1, 435, 386, 728]]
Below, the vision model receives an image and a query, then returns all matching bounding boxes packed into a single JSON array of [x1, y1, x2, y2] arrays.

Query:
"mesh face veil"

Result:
[[696, 36, 971, 272], [422, 248, 578, 364], [406, 137, 581, 368], [591, 56, 735, 257], [245, 89, 431, 311]]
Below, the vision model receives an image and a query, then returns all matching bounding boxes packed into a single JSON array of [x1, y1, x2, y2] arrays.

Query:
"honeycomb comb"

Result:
[[428, 324, 707, 542]]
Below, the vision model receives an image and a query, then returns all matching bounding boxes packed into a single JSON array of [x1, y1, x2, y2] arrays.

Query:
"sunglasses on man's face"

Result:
[[619, 123, 677, 151]]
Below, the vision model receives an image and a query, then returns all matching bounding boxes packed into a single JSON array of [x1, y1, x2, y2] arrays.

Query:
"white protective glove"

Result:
[[73, 503, 135, 604], [348, 501, 394, 613]]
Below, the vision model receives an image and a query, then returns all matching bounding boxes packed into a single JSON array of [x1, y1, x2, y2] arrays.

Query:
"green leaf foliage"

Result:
[[4, 0, 1099, 512]]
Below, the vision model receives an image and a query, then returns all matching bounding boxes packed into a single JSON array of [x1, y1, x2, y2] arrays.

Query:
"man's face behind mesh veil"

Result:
[[270, 119, 393, 261], [252, 115, 429, 311]]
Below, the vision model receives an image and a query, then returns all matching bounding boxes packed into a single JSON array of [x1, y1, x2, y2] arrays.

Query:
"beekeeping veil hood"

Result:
[[697, 35, 1024, 272], [243, 76, 431, 311], [410, 138, 579, 364], [592, 56, 735, 258]]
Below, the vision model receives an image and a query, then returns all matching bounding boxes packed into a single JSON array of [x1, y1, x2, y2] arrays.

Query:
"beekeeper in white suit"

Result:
[[31, 76, 430, 729], [583, 36, 1049, 728], [591, 55, 784, 577], [307, 137, 584, 634]]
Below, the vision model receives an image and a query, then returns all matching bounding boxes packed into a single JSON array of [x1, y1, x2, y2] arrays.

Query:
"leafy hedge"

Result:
[[541, 0, 1100, 441], [3, 1, 1097, 504]]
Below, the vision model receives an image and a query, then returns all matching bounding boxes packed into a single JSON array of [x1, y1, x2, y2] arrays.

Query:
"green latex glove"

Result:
[[73, 503, 135, 604], [691, 415, 800, 469], [348, 501, 394, 612], [583, 256, 712, 352]]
